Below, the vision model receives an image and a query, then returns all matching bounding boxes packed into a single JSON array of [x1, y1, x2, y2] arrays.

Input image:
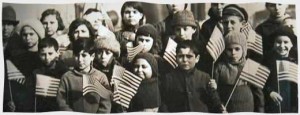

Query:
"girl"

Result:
[[213, 31, 264, 112], [115, 1, 145, 53], [263, 27, 297, 113], [128, 53, 160, 112]]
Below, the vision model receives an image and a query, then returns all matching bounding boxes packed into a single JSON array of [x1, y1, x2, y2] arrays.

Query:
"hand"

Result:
[[270, 91, 283, 105], [7, 101, 16, 112], [209, 79, 217, 90], [220, 104, 228, 113]]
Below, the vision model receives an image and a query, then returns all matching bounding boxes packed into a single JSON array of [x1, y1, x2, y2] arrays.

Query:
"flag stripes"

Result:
[[82, 75, 109, 96], [127, 44, 144, 62], [163, 38, 178, 68], [112, 65, 144, 108], [277, 60, 298, 84], [6, 60, 25, 82], [35, 74, 60, 97], [240, 22, 263, 55], [239, 59, 270, 89], [206, 26, 225, 61]]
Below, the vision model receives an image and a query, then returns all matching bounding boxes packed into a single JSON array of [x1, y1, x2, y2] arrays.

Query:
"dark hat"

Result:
[[135, 24, 159, 41], [270, 26, 297, 47], [222, 4, 248, 21], [132, 53, 158, 78], [173, 10, 197, 27], [2, 6, 19, 25]]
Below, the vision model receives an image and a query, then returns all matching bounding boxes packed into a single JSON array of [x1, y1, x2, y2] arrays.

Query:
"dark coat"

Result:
[[161, 68, 222, 112]]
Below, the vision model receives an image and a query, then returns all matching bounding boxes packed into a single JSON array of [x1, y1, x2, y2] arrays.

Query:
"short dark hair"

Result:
[[38, 37, 59, 52], [121, 2, 144, 28], [68, 18, 96, 43], [176, 40, 199, 56], [40, 9, 65, 31], [72, 38, 95, 56]]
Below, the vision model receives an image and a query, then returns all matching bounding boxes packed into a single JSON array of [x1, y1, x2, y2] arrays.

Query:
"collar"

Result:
[[73, 66, 95, 76]]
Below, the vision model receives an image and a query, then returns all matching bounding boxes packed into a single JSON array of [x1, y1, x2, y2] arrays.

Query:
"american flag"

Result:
[[111, 65, 144, 108], [35, 74, 60, 97], [241, 22, 263, 55], [206, 26, 225, 61], [239, 59, 270, 89], [6, 60, 26, 84], [163, 38, 178, 68], [82, 74, 108, 96], [127, 44, 144, 62], [277, 60, 298, 84]]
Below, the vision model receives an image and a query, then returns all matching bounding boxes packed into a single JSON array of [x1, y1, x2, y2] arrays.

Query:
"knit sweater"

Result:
[[214, 61, 265, 112], [56, 68, 112, 113]]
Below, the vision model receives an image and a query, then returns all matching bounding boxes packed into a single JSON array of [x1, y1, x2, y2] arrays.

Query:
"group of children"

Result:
[[2, 1, 298, 113]]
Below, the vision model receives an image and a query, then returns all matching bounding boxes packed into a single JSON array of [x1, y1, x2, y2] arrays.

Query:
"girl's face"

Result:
[[273, 36, 293, 57], [95, 49, 114, 67], [42, 14, 59, 37], [133, 58, 152, 79], [174, 26, 196, 41], [123, 7, 143, 26], [136, 35, 154, 53], [21, 26, 39, 48], [222, 16, 243, 34], [83, 12, 104, 30], [74, 25, 90, 40], [225, 44, 243, 63], [75, 51, 95, 72]]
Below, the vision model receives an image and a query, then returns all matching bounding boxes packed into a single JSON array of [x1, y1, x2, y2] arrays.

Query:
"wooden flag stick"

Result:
[[225, 78, 240, 108], [211, 61, 215, 79]]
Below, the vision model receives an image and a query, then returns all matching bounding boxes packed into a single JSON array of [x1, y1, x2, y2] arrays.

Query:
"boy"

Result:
[[34, 37, 68, 112], [57, 39, 111, 113], [161, 40, 224, 112]]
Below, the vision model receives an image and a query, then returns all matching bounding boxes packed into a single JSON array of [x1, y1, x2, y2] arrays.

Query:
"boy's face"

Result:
[[267, 3, 288, 18], [176, 47, 199, 71], [225, 44, 243, 63], [42, 14, 59, 37], [2, 22, 15, 39], [123, 7, 143, 26], [95, 49, 114, 67], [74, 25, 90, 41], [222, 16, 243, 35], [174, 26, 196, 41], [167, 4, 186, 14], [136, 35, 154, 53], [75, 51, 95, 71], [133, 58, 152, 79], [83, 12, 104, 30], [211, 3, 225, 17], [21, 26, 39, 48], [39, 46, 59, 67], [273, 36, 293, 57]]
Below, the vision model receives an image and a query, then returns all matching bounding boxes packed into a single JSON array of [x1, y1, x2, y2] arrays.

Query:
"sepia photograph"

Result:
[[1, 0, 298, 114]]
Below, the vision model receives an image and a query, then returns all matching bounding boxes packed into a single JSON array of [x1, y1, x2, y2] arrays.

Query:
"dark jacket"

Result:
[[262, 50, 298, 113], [57, 68, 111, 113], [33, 60, 69, 112], [161, 68, 222, 112]]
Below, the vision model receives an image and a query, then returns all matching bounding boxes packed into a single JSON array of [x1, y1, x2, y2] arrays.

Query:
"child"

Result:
[[263, 27, 297, 113], [40, 9, 65, 38], [57, 39, 111, 113], [34, 37, 68, 112], [213, 31, 264, 112], [128, 53, 160, 112], [161, 40, 223, 112]]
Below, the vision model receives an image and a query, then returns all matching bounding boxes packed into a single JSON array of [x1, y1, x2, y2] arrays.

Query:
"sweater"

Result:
[[214, 61, 265, 112], [56, 68, 112, 113]]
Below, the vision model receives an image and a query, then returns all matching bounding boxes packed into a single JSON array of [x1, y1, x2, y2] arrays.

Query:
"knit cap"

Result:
[[224, 31, 247, 57], [132, 53, 158, 78], [172, 10, 197, 27], [135, 24, 159, 42], [94, 30, 121, 57], [17, 19, 45, 39]]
